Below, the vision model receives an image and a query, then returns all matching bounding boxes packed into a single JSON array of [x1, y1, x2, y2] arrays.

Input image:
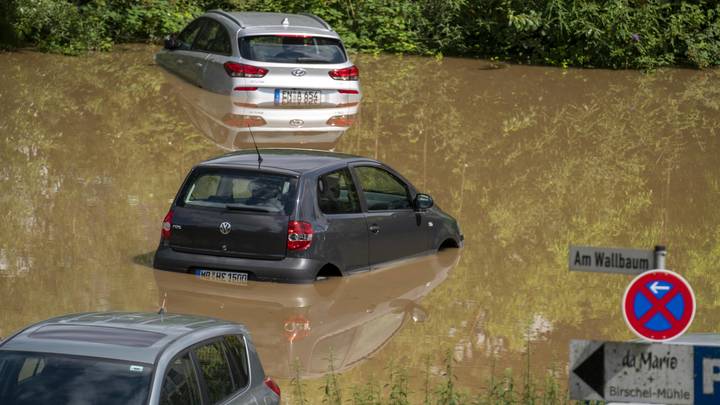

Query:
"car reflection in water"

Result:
[[153, 249, 461, 378], [162, 71, 359, 151]]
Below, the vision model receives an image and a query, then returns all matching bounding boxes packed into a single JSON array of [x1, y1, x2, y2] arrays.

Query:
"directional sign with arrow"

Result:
[[649, 281, 670, 295], [570, 340, 694, 404]]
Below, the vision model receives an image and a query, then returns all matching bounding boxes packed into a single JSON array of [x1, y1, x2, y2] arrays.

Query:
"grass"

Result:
[[286, 345, 596, 405]]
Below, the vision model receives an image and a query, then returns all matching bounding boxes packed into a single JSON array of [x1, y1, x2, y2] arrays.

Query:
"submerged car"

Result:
[[153, 149, 462, 283], [155, 11, 361, 106], [0, 312, 280, 404]]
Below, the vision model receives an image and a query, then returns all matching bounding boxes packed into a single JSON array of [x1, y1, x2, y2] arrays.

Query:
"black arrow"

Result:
[[573, 343, 605, 396]]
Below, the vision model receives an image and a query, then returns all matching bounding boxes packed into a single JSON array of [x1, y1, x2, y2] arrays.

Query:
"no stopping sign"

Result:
[[623, 269, 695, 342]]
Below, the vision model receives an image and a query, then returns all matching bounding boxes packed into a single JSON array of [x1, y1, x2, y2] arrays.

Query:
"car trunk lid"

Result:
[[169, 167, 298, 260]]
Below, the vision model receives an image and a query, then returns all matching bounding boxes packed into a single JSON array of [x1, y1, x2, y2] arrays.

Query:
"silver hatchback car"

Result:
[[0, 312, 280, 404], [156, 11, 361, 108]]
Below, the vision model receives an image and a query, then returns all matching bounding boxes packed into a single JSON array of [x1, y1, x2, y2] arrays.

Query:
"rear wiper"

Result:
[[225, 204, 273, 213], [296, 57, 330, 64]]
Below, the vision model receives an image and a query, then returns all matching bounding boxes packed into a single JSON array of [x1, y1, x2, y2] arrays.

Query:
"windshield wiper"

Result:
[[296, 57, 331, 64], [225, 204, 273, 213]]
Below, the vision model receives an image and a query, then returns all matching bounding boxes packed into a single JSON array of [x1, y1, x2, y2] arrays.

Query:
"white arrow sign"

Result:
[[650, 281, 671, 295]]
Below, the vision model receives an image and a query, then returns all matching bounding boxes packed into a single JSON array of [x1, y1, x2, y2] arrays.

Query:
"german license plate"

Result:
[[194, 269, 248, 285], [274, 89, 320, 105]]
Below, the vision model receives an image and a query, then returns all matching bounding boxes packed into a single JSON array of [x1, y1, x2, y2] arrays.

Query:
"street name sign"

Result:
[[569, 340, 719, 404], [569, 245, 655, 275], [623, 270, 695, 342]]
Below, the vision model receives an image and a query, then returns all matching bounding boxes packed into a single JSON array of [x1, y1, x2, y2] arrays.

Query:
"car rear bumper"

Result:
[[232, 86, 361, 108], [153, 246, 323, 283]]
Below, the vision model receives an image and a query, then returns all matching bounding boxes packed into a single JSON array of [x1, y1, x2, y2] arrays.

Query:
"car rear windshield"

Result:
[[239, 35, 347, 64], [179, 168, 297, 214], [0, 351, 152, 404]]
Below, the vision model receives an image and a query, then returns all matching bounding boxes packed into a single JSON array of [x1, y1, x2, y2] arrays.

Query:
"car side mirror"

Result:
[[164, 34, 179, 50], [414, 193, 433, 210]]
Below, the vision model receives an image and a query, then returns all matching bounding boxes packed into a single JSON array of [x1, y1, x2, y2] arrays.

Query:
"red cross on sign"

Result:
[[623, 269, 695, 342]]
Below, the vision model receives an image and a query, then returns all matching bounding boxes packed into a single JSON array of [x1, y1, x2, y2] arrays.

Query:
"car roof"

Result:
[[200, 148, 375, 175], [0, 312, 246, 364], [208, 11, 339, 38]]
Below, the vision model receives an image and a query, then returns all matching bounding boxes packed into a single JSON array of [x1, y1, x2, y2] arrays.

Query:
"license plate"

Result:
[[274, 89, 320, 105], [194, 269, 248, 285]]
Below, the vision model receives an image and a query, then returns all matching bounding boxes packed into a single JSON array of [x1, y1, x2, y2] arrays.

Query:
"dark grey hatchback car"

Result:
[[153, 149, 462, 283]]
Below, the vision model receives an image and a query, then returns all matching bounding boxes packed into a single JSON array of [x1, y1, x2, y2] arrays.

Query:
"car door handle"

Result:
[[369, 224, 380, 234], [195, 62, 203, 67], [176, 59, 184, 64]]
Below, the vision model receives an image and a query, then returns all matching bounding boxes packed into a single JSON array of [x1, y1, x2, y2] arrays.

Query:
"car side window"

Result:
[[193, 19, 231, 55], [354, 166, 412, 211], [223, 335, 249, 389], [194, 340, 235, 403], [160, 353, 202, 405], [318, 168, 361, 214], [176, 19, 205, 51]]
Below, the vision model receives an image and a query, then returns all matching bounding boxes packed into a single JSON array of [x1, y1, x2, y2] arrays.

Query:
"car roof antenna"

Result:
[[248, 125, 263, 169], [157, 293, 167, 316]]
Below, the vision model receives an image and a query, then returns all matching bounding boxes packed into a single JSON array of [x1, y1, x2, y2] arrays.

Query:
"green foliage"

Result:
[[7, 0, 200, 54], [0, 0, 18, 49], [291, 359, 308, 405], [322, 351, 343, 404], [436, 349, 464, 405], [387, 360, 410, 405], [1, 0, 719, 67]]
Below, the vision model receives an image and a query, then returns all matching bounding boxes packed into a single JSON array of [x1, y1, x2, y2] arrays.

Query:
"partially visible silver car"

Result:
[[156, 11, 361, 109], [0, 312, 280, 404]]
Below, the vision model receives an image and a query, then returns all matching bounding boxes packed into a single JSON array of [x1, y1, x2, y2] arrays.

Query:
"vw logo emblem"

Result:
[[291, 68, 306, 77], [289, 119, 304, 127], [219, 222, 231, 235]]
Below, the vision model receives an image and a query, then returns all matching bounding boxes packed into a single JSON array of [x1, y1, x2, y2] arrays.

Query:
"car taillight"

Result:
[[224, 62, 268, 78], [337, 89, 359, 94], [233, 87, 258, 91], [264, 377, 281, 398], [326, 114, 356, 127], [161, 210, 173, 240], [287, 221, 313, 251], [329, 65, 359, 81], [221, 114, 266, 128], [284, 315, 311, 342]]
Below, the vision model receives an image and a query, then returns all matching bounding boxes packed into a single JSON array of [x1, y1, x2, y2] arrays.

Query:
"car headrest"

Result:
[[323, 176, 340, 199]]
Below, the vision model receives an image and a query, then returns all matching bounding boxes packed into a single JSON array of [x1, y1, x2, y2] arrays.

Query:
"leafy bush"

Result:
[[1, 0, 719, 68]]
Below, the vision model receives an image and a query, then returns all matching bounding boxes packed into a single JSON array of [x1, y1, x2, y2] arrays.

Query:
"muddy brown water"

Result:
[[1, 45, 719, 401]]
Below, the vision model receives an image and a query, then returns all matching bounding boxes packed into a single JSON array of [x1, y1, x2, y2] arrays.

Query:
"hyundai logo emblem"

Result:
[[291, 68, 306, 77], [289, 119, 304, 127], [219, 222, 231, 235]]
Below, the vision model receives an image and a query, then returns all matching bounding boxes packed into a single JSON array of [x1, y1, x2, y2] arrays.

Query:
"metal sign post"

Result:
[[654, 245, 667, 270]]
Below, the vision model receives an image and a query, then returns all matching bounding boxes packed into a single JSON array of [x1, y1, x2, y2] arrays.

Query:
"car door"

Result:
[[316, 168, 368, 272], [192, 18, 234, 92], [168, 18, 207, 84], [351, 164, 428, 266], [196, 19, 236, 94]]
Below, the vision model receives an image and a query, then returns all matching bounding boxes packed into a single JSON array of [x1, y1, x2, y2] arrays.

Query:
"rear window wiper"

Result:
[[296, 57, 334, 64], [225, 204, 275, 213]]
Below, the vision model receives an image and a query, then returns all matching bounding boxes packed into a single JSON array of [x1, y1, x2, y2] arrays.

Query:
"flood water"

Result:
[[1, 45, 719, 401]]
